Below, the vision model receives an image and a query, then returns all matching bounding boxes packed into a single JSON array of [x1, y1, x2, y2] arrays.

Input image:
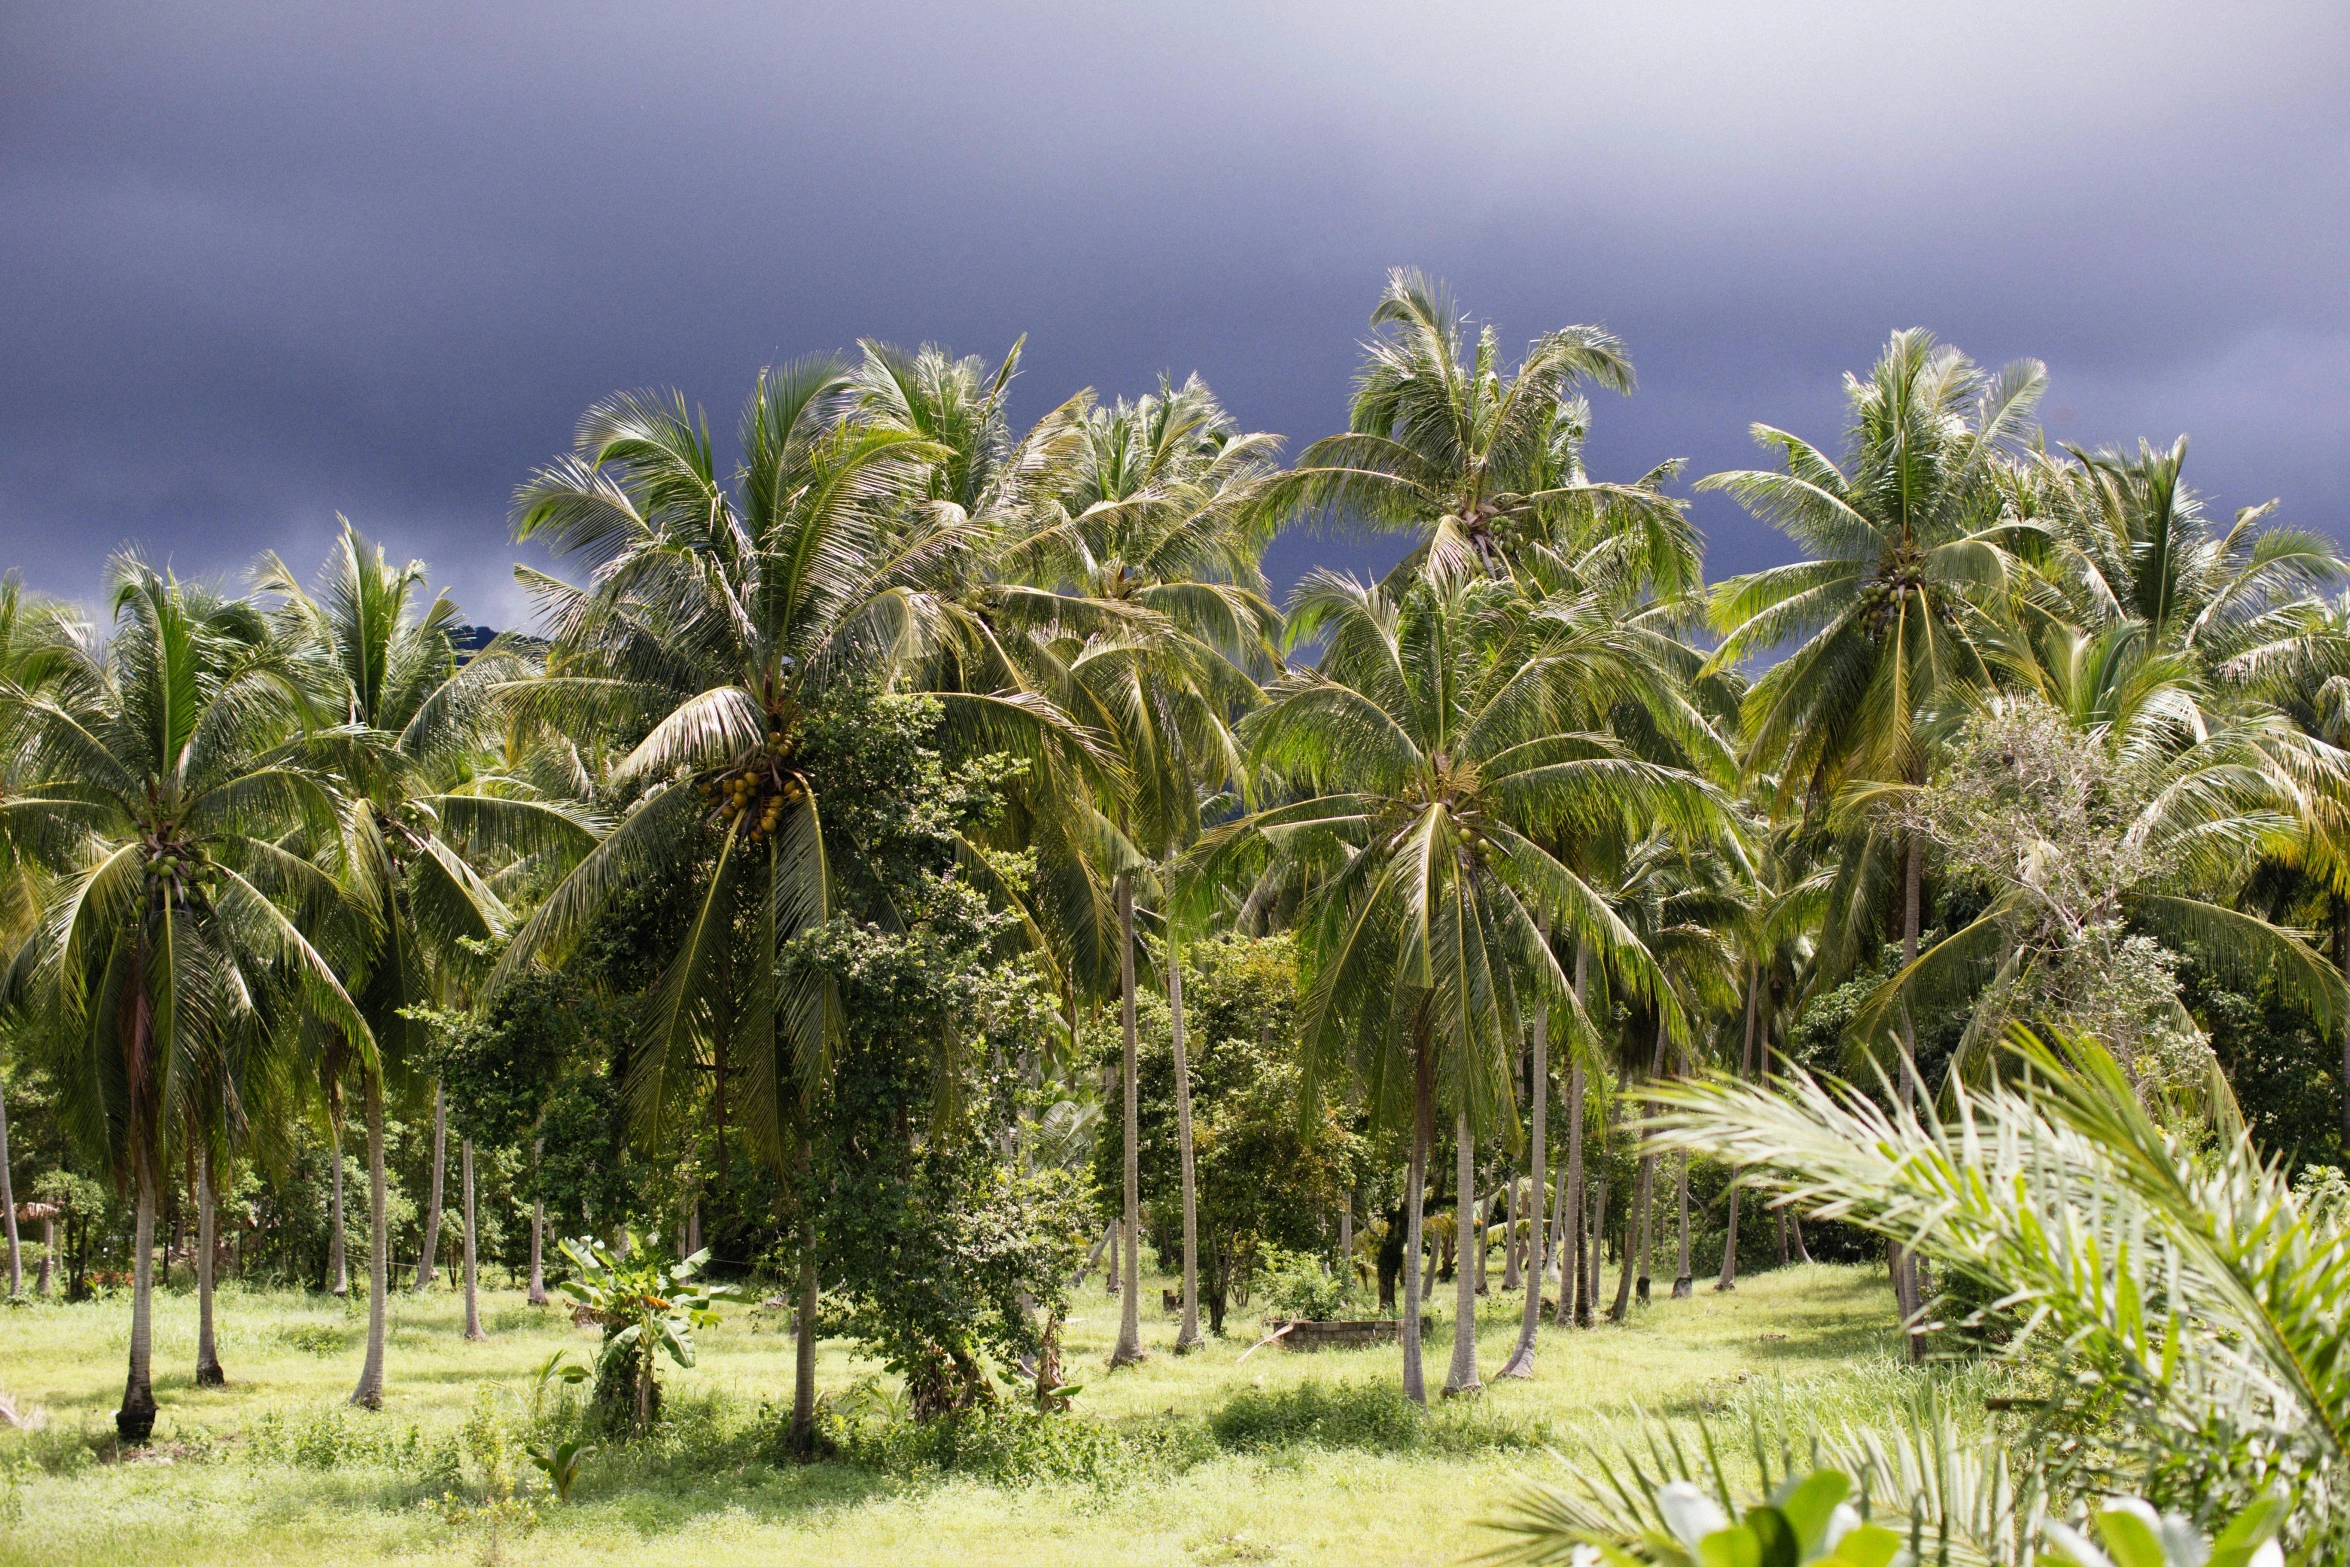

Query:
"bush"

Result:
[[1211, 1380, 1422, 1452], [1257, 1244, 1356, 1321], [821, 1397, 1207, 1487]]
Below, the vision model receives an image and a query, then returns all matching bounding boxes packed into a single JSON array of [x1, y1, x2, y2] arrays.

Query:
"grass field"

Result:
[[0, 1263, 1983, 1567]]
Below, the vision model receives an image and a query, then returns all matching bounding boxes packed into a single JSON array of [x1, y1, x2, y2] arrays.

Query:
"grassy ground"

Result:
[[0, 1261, 1974, 1566]]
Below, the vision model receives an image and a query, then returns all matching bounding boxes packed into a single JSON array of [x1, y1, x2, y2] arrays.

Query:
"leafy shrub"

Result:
[[1256, 1245, 1355, 1322], [822, 1400, 1207, 1487], [1212, 1380, 1421, 1452], [273, 1321, 353, 1356]]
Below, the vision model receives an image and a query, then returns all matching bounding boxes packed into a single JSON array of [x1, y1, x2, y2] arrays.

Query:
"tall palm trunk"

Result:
[[1500, 967, 1549, 1377], [1500, 1173, 1523, 1293], [1790, 1211, 1813, 1263], [350, 1075, 389, 1408], [118, 1162, 159, 1442], [36, 1214, 54, 1295], [1445, 1112, 1482, 1394], [1168, 928, 1201, 1354], [784, 1213, 820, 1459], [460, 1139, 484, 1340], [1110, 874, 1146, 1367], [327, 1121, 349, 1297], [1400, 1040, 1432, 1405], [2336, 913, 2349, 1153], [1671, 1152, 1692, 1297], [1559, 943, 1589, 1328], [527, 1136, 547, 1307], [1586, 1155, 1609, 1326], [1717, 965, 1760, 1291], [415, 1080, 446, 1289], [195, 1149, 224, 1385], [1895, 832, 1927, 1363], [1630, 1017, 1667, 1306], [0, 1080, 18, 1295]]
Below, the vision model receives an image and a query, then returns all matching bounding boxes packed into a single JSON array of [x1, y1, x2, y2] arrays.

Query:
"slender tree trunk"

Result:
[[1607, 1171, 1636, 1321], [1338, 1197, 1354, 1281], [415, 1080, 446, 1289], [1501, 1173, 1523, 1293], [118, 1162, 159, 1442], [1401, 1042, 1431, 1405], [527, 1137, 546, 1306], [195, 1149, 224, 1385], [0, 1079, 18, 1296], [1169, 929, 1202, 1353], [36, 1216, 54, 1295], [1718, 964, 1760, 1291], [461, 1139, 484, 1340], [350, 1075, 389, 1409], [1897, 832, 1928, 1364], [1631, 1017, 1667, 1306], [1501, 967, 1549, 1377], [784, 1215, 820, 1459], [1561, 943, 1589, 1328], [1111, 874, 1146, 1366], [1445, 1112, 1482, 1394], [327, 1121, 349, 1297], [1791, 1211, 1813, 1263], [1587, 1157, 1609, 1326], [2336, 913, 2349, 1153], [1671, 1152, 1692, 1297]]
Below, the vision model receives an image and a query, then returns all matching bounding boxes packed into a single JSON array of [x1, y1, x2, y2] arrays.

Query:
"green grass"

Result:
[[0, 1263, 1986, 1566]]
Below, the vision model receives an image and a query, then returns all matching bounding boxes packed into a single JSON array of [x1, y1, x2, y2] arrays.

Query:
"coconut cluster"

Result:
[[701, 727, 803, 840]]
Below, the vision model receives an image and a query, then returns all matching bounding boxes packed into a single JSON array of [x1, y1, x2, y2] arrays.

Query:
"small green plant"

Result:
[[274, 1321, 352, 1356], [2042, 1496, 2286, 1567], [1212, 1379, 1422, 1452], [524, 1438, 595, 1503], [556, 1232, 736, 1434], [1256, 1244, 1355, 1322], [528, 1349, 589, 1424]]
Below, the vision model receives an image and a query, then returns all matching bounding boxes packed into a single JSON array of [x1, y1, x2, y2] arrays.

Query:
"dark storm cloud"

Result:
[[3, 2, 2346, 625]]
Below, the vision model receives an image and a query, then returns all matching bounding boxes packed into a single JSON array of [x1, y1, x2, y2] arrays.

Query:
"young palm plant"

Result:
[[1652, 1029, 2350, 1559], [0, 557, 367, 1441]]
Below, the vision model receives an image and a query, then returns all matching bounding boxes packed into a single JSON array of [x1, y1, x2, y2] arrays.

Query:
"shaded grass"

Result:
[[0, 1261, 1967, 1566]]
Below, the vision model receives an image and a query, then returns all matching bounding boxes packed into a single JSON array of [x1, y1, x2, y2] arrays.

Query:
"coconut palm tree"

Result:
[[498, 362, 1108, 1450], [0, 557, 367, 1441], [257, 524, 595, 1405], [1194, 567, 1715, 1401], [1271, 268, 1685, 594]]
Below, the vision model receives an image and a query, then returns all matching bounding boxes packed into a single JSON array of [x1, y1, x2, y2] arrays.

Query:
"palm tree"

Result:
[[498, 363, 1104, 1450], [1703, 330, 2044, 1347], [0, 557, 368, 1441], [1195, 568, 1713, 1401], [258, 525, 593, 1406], [1028, 376, 1282, 1360], [1271, 268, 1685, 593]]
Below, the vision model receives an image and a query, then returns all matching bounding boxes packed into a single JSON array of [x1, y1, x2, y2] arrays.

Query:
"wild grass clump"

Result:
[[822, 1398, 1211, 1487], [244, 1407, 453, 1481], [1212, 1378, 1549, 1455]]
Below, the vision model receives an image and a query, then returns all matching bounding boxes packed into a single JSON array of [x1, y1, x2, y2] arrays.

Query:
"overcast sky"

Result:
[[4, 3, 2345, 628]]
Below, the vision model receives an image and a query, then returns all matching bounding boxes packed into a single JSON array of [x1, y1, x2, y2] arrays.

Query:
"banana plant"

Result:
[[556, 1231, 736, 1433]]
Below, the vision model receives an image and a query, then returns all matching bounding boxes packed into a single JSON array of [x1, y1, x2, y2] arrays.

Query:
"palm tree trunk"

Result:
[[461, 1139, 484, 1340], [1607, 1176, 1636, 1321], [350, 1074, 389, 1409], [1631, 1016, 1667, 1306], [1671, 1152, 1692, 1297], [1110, 874, 1146, 1367], [1400, 1042, 1432, 1406], [2335, 914, 2349, 1153], [1338, 1197, 1353, 1280], [1586, 1157, 1609, 1326], [1168, 928, 1202, 1354], [415, 1080, 446, 1289], [1897, 831, 1927, 1364], [1560, 942, 1589, 1328], [0, 1079, 18, 1296], [327, 1121, 349, 1297], [1718, 964, 1760, 1291], [527, 1136, 547, 1307], [784, 1214, 820, 1458], [1445, 1111, 1482, 1394], [1501, 1173, 1523, 1293], [1791, 1211, 1813, 1263], [195, 1149, 224, 1386], [117, 1161, 159, 1443], [1500, 977, 1548, 1377], [36, 1216, 54, 1296]]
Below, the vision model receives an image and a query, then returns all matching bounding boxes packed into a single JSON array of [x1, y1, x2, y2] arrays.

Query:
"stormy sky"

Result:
[[4, 3, 2346, 629]]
